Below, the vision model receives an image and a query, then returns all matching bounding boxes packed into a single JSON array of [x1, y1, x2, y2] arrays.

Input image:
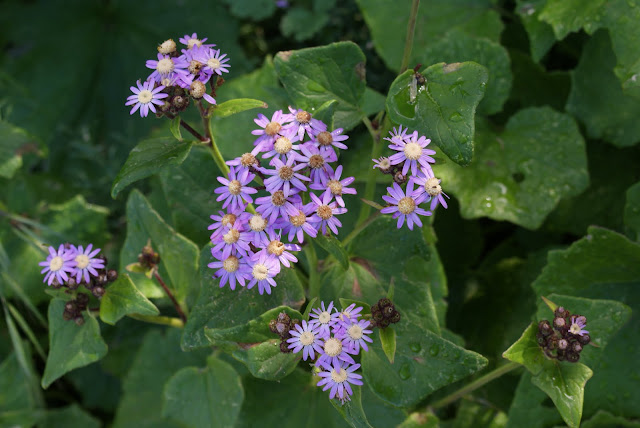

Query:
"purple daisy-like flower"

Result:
[[316, 336, 356, 370], [309, 192, 347, 235], [287, 320, 323, 360], [260, 229, 301, 269], [262, 128, 302, 165], [196, 48, 231, 78], [146, 53, 189, 84], [281, 202, 318, 243], [569, 316, 589, 336], [285, 106, 326, 141], [125, 80, 168, 117], [311, 165, 357, 208], [70, 244, 104, 284], [264, 156, 310, 196], [335, 304, 364, 326], [207, 254, 251, 290], [317, 361, 363, 402], [252, 110, 293, 152], [411, 167, 449, 211], [337, 319, 373, 353], [208, 211, 240, 242], [214, 166, 257, 212], [256, 190, 302, 224], [383, 124, 411, 145], [381, 181, 432, 230], [388, 131, 436, 176], [179, 33, 215, 50], [309, 301, 339, 339], [39, 245, 76, 286], [312, 128, 349, 162], [296, 143, 333, 185], [372, 156, 392, 172], [240, 212, 272, 247], [211, 224, 252, 260], [246, 250, 280, 295]]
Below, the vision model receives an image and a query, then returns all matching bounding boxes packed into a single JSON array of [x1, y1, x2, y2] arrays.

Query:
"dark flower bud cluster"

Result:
[[370, 298, 401, 328], [269, 311, 301, 353], [138, 243, 160, 270], [537, 306, 590, 363], [63, 293, 90, 326]]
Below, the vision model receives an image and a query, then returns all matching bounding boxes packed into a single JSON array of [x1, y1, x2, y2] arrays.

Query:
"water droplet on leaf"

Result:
[[399, 363, 411, 380]]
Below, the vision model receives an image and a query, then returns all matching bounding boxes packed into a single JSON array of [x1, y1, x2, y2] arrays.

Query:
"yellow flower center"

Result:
[[240, 153, 256, 167], [49, 256, 64, 272], [223, 229, 240, 244], [318, 311, 331, 324], [300, 331, 315, 346], [328, 180, 343, 196], [252, 263, 269, 280], [75, 254, 90, 269], [156, 58, 175, 74], [274, 137, 292, 154], [425, 177, 442, 196], [249, 214, 268, 232], [228, 180, 242, 195], [296, 111, 311, 123], [569, 323, 582, 335], [137, 90, 153, 104], [347, 324, 363, 340], [324, 338, 342, 357], [403, 142, 422, 160], [309, 154, 325, 169], [289, 211, 307, 227], [278, 165, 294, 180], [331, 368, 348, 383], [317, 205, 333, 220], [223, 256, 239, 273], [271, 191, 286, 206], [207, 58, 221, 69], [397, 197, 416, 214], [221, 214, 237, 227], [187, 38, 202, 49], [267, 240, 285, 257]]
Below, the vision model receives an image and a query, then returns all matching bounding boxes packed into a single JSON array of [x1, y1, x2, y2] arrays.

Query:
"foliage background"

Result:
[[1, 0, 639, 427]]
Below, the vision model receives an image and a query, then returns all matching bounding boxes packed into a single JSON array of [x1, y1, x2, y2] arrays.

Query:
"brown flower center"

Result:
[[240, 153, 257, 167], [328, 180, 343, 195], [296, 111, 311, 124], [265, 121, 281, 136], [397, 197, 416, 214], [289, 211, 307, 227], [308, 154, 325, 169], [278, 165, 294, 180], [317, 131, 333, 146], [223, 228, 240, 244], [267, 240, 285, 256], [221, 214, 237, 227], [188, 60, 202, 75], [425, 177, 441, 196], [317, 205, 333, 220], [271, 191, 286, 206], [228, 180, 242, 195]]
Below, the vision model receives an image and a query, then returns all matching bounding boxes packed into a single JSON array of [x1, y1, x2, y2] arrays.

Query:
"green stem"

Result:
[[342, 211, 380, 247], [400, 0, 421, 73], [203, 115, 230, 176], [355, 116, 382, 227], [127, 313, 185, 328], [305, 242, 321, 299], [430, 362, 520, 409]]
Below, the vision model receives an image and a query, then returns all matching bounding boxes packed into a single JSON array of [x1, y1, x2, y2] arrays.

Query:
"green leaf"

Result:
[[420, 29, 512, 115], [330, 385, 373, 428], [211, 98, 268, 118], [362, 87, 386, 117], [535, 294, 631, 367], [581, 410, 640, 428], [100, 273, 160, 325], [42, 299, 108, 388], [169, 116, 182, 142], [0, 349, 41, 424], [515, 0, 556, 62], [386, 63, 488, 166], [506, 372, 564, 428], [315, 233, 350, 269], [40, 404, 101, 428], [539, 0, 606, 40], [162, 356, 244, 428], [437, 108, 588, 229], [303, 297, 318, 320], [625, 181, 640, 241], [313, 99, 339, 130], [275, 42, 366, 130], [356, 0, 503, 71], [181, 243, 304, 350], [120, 190, 200, 305], [503, 324, 593, 428], [339, 298, 371, 314], [379, 326, 397, 364], [566, 30, 640, 147], [280, 7, 330, 42], [44, 195, 110, 245], [232, 340, 299, 380], [0, 121, 41, 179], [223, 0, 276, 20], [397, 411, 440, 428], [111, 137, 194, 198], [362, 320, 487, 407]]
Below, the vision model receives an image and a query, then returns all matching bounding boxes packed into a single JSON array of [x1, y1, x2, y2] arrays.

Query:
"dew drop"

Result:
[[429, 345, 440, 356], [448, 112, 463, 122], [409, 342, 422, 352], [399, 363, 411, 380]]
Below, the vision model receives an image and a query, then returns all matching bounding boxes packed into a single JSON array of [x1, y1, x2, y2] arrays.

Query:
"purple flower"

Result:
[[287, 320, 323, 360], [179, 33, 215, 50], [309, 192, 347, 235], [195, 48, 230, 78], [146, 53, 189, 84], [226, 151, 261, 174], [309, 301, 339, 339], [252, 110, 293, 152], [39, 245, 76, 286], [264, 156, 310, 196], [275, 0, 289, 8], [125, 80, 168, 117], [242, 212, 272, 246], [569, 316, 589, 336], [317, 361, 363, 402], [70, 244, 104, 284], [316, 336, 356, 369], [285, 106, 326, 141], [311, 165, 357, 208], [372, 156, 392, 172], [312, 128, 348, 162], [281, 203, 318, 243], [211, 224, 252, 260], [247, 250, 280, 295], [335, 304, 364, 326], [208, 254, 250, 290], [256, 190, 302, 224], [296, 143, 333, 185], [337, 319, 373, 353], [261, 128, 302, 164], [381, 182, 432, 230], [208, 211, 240, 242], [384, 125, 411, 145], [411, 167, 449, 211], [388, 131, 436, 176], [261, 229, 301, 269], [214, 166, 257, 212]]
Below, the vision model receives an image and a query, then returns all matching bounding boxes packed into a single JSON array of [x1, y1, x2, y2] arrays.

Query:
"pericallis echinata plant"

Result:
[[3, 1, 640, 427]]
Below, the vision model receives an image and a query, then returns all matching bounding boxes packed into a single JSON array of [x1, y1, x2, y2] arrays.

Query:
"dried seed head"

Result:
[[308, 154, 325, 169], [221, 213, 237, 227], [189, 81, 207, 99], [240, 153, 257, 167], [188, 60, 203, 75], [328, 180, 343, 196], [317, 131, 333, 146], [425, 177, 442, 196], [227, 180, 242, 195], [157, 39, 177, 55], [172, 95, 188, 110], [271, 191, 286, 206], [267, 240, 285, 257], [278, 165, 294, 180], [296, 110, 311, 124], [222, 256, 239, 273], [289, 211, 307, 227], [317, 205, 333, 220], [397, 197, 416, 214]]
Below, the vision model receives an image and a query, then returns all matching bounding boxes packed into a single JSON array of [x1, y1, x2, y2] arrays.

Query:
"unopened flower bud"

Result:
[[74, 316, 85, 326], [93, 286, 105, 298], [554, 306, 570, 319], [558, 339, 569, 350], [538, 320, 553, 336], [190, 81, 207, 99], [107, 269, 118, 282], [62, 310, 74, 321], [389, 311, 401, 323], [553, 316, 566, 329], [572, 342, 583, 353], [566, 351, 580, 363], [277, 312, 291, 325], [383, 306, 395, 318], [157, 39, 177, 55], [269, 319, 278, 334], [393, 171, 407, 185], [67, 277, 78, 290], [577, 334, 591, 346], [280, 340, 291, 353]]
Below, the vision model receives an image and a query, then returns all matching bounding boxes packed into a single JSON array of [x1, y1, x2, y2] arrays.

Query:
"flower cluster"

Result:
[[207, 108, 356, 295], [537, 306, 591, 363], [370, 298, 401, 328], [373, 125, 449, 230], [285, 301, 372, 403], [126, 33, 230, 117]]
